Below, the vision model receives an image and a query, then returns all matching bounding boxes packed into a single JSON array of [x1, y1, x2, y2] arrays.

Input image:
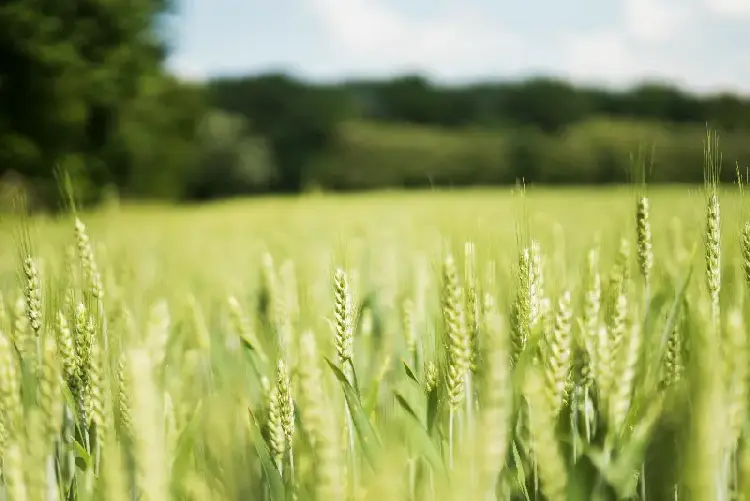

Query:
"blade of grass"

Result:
[[326, 358, 382, 468], [248, 408, 286, 501], [394, 391, 446, 474]]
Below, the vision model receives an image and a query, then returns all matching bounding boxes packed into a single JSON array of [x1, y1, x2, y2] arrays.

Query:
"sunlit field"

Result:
[[0, 183, 748, 500]]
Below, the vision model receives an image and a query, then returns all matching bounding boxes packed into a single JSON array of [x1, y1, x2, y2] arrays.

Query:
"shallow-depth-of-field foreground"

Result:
[[1, 179, 750, 500]]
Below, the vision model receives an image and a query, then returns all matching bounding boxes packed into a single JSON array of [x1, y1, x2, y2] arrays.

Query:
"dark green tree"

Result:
[[0, 0, 203, 206], [209, 74, 350, 193]]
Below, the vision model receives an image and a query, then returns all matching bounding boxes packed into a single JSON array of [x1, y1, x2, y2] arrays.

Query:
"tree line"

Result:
[[207, 74, 750, 195], [2, 0, 750, 209]]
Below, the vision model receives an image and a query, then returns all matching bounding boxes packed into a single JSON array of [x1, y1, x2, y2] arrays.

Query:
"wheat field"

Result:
[[0, 176, 748, 500]]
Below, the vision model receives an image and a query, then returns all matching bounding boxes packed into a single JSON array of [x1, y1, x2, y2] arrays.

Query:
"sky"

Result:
[[165, 0, 750, 93]]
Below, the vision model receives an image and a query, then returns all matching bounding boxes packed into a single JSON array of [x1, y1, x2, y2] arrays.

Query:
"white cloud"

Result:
[[558, 24, 750, 93], [305, 0, 522, 76], [622, 0, 695, 44], [559, 31, 641, 86], [703, 0, 750, 17], [556, 0, 720, 88]]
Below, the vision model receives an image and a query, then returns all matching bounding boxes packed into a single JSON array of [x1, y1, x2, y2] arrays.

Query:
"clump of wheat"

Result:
[[9, 142, 750, 501]]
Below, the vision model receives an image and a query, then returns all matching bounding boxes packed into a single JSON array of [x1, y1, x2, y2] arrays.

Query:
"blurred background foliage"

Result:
[[2, 0, 750, 210]]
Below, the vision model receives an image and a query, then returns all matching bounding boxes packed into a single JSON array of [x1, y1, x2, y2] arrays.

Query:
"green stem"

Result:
[[584, 387, 592, 444], [449, 409, 454, 471], [344, 359, 357, 498]]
